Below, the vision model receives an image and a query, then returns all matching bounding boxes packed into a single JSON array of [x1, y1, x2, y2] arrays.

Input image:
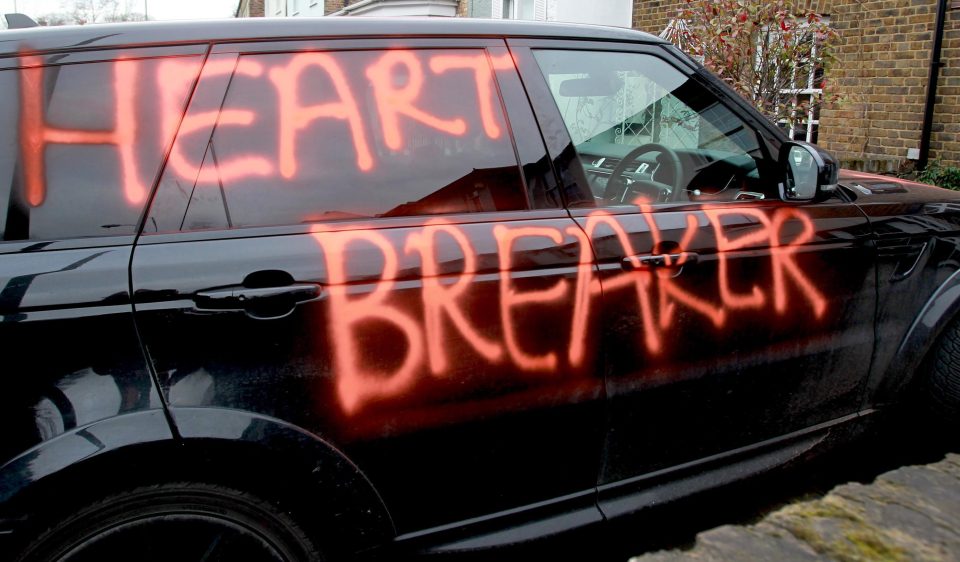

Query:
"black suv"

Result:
[[1, 16, 959, 562]]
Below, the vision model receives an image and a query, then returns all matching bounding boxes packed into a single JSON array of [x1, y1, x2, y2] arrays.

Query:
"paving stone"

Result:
[[631, 454, 960, 562]]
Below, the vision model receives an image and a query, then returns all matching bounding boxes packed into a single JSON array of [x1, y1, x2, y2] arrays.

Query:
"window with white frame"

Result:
[[500, 0, 535, 20], [662, 16, 829, 144], [777, 18, 828, 144]]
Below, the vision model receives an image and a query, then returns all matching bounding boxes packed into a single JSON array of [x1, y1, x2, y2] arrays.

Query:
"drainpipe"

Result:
[[918, 0, 949, 171]]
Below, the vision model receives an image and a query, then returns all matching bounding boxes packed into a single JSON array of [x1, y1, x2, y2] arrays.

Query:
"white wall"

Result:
[[341, 0, 459, 16], [264, 0, 284, 16], [264, 0, 326, 16], [297, 1, 327, 16], [545, 0, 632, 28]]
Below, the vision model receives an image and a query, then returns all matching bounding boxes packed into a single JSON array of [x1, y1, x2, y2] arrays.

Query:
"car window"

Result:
[[0, 71, 14, 240], [533, 50, 769, 207], [177, 48, 528, 231], [0, 56, 201, 242]]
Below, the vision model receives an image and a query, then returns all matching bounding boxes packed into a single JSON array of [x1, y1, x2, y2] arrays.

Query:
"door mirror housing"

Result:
[[779, 142, 839, 201]]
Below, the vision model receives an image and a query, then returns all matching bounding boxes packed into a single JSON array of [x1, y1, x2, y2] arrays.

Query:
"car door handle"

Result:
[[622, 252, 698, 271], [193, 283, 322, 319]]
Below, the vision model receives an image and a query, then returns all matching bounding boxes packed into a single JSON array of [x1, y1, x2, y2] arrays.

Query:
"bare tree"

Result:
[[36, 12, 73, 26], [53, 0, 147, 25]]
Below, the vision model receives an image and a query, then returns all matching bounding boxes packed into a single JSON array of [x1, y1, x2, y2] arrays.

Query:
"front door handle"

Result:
[[193, 283, 322, 319], [622, 252, 699, 271]]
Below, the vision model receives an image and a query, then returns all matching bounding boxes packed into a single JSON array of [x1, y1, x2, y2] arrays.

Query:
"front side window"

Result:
[[534, 50, 768, 207], [178, 48, 527, 231]]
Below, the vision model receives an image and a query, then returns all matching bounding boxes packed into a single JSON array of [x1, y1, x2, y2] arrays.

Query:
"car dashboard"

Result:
[[575, 142, 767, 205]]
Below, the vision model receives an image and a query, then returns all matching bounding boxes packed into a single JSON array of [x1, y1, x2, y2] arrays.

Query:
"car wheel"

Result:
[[927, 320, 960, 421], [16, 482, 322, 562]]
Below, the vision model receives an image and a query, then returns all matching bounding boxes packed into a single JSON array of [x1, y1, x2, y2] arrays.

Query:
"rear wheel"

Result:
[[16, 482, 322, 562]]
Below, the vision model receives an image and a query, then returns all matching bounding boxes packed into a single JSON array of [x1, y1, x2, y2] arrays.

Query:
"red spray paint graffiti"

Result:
[[367, 50, 468, 150], [16, 50, 828, 416], [18, 49, 512, 209], [270, 53, 373, 176], [20, 56, 145, 205], [312, 207, 828, 414], [163, 57, 274, 184], [313, 227, 426, 414], [493, 225, 570, 372], [405, 220, 503, 376]]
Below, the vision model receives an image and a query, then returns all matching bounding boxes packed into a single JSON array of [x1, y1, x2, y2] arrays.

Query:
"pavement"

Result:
[[631, 453, 960, 561]]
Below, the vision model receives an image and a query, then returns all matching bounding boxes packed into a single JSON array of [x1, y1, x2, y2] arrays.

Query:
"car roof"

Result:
[[0, 17, 665, 57]]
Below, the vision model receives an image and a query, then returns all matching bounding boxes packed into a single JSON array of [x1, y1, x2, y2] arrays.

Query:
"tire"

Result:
[[927, 319, 960, 422], [15, 482, 322, 562]]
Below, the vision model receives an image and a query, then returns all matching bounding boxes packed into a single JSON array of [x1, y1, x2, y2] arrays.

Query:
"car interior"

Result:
[[536, 50, 770, 207]]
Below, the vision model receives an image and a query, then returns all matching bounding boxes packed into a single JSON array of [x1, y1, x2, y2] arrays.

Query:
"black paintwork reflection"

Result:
[[132, 214, 606, 534], [839, 173, 960, 404], [585, 200, 877, 489], [0, 251, 107, 321], [0, 247, 157, 467]]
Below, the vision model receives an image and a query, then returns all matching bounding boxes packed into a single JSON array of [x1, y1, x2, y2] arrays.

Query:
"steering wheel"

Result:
[[602, 143, 684, 204]]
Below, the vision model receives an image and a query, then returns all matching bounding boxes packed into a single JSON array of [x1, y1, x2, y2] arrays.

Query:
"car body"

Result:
[[1, 16, 959, 561]]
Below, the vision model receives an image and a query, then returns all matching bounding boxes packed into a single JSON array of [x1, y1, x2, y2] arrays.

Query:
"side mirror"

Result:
[[778, 142, 839, 201]]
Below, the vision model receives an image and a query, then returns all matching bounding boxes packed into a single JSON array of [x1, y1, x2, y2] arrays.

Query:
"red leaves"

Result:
[[669, 0, 839, 129]]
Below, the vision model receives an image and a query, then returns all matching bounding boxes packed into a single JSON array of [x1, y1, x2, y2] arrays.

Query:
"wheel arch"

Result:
[[0, 407, 394, 558], [870, 266, 960, 404]]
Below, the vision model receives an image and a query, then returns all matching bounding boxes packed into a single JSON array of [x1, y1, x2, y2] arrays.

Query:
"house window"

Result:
[[661, 16, 829, 144], [777, 18, 829, 144], [502, 0, 534, 20]]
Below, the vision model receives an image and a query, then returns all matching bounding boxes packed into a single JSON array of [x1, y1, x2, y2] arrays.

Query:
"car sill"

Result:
[[392, 410, 871, 554], [598, 411, 869, 519]]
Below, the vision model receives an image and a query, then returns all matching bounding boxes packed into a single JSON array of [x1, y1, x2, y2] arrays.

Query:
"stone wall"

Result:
[[633, 454, 960, 561]]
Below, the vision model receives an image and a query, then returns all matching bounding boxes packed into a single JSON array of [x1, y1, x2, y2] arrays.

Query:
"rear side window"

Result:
[[178, 48, 527, 231], [0, 56, 201, 242]]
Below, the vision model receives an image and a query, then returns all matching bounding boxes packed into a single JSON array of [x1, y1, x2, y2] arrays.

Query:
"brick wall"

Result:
[[632, 0, 683, 34], [236, 0, 265, 17], [325, 0, 345, 14], [931, 7, 960, 165], [818, 0, 941, 172], [634, 0, 960, 171]]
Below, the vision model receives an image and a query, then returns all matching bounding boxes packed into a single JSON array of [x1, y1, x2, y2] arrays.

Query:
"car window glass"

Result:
[[0, 56, 201, 242], [533, 50, 768, 207], [0, 71, 15, 239], [178, 48, 527, 231]]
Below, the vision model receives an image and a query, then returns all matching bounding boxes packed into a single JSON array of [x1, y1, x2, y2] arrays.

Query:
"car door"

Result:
[[510, 39, 877, 513], [0, 47, 203, 468], [131, 39, 606, 535]]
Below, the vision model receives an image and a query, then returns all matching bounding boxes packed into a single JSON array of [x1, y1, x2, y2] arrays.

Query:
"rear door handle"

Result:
[[193, 283, 322, 319], [622, 252, 698, 271]]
